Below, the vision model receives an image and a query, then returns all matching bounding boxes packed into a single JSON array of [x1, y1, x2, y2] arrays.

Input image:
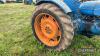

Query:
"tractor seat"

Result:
[[79, 1, 100, 16]]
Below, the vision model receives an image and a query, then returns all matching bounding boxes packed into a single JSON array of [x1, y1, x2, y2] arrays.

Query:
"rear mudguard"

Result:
[[36, 0, 72, 14]]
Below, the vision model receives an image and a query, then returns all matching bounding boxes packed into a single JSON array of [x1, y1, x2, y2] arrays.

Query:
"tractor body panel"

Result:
[[64, 0, 81, 13], [80, 1, 100, 16], [36, 0, 71, 13]]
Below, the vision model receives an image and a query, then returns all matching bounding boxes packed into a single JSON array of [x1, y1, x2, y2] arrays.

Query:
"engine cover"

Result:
[[79, 1, 100, 16]]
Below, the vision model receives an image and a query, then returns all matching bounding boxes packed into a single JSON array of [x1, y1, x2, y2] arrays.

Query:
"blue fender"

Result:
[[36, 0, 72, 13]]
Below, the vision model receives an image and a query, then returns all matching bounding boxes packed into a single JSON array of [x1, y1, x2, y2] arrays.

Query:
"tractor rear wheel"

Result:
[[32, 3, 74, 51]]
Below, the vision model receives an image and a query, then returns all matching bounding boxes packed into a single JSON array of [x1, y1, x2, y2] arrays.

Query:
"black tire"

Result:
[[32, 3, 74, 51]]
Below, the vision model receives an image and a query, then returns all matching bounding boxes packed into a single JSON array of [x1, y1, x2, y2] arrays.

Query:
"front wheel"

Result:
[[32, 3, 74, 51]]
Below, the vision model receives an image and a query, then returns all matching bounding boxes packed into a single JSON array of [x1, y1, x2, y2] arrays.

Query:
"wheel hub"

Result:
[[41, 17, 58, 39]]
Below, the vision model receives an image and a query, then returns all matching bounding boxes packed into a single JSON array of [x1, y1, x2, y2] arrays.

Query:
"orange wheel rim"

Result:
[[34, 13, 61, 47]]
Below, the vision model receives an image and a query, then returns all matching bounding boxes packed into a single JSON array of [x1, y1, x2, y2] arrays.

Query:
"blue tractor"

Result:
[[31, 0, 100, 51]]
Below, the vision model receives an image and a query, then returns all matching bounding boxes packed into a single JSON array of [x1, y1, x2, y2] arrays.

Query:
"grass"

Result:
[[0, 3, 100, 56]]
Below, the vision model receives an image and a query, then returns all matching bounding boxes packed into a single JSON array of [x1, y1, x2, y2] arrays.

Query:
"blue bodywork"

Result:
[[36, 0, 100, 36], [80, 1, 100, 16], [64, 0, 81, 13], [91, 19, 100, 35]]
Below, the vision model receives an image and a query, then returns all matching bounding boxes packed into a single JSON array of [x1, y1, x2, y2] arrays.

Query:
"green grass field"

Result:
[[0, 3, 100, 56]]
